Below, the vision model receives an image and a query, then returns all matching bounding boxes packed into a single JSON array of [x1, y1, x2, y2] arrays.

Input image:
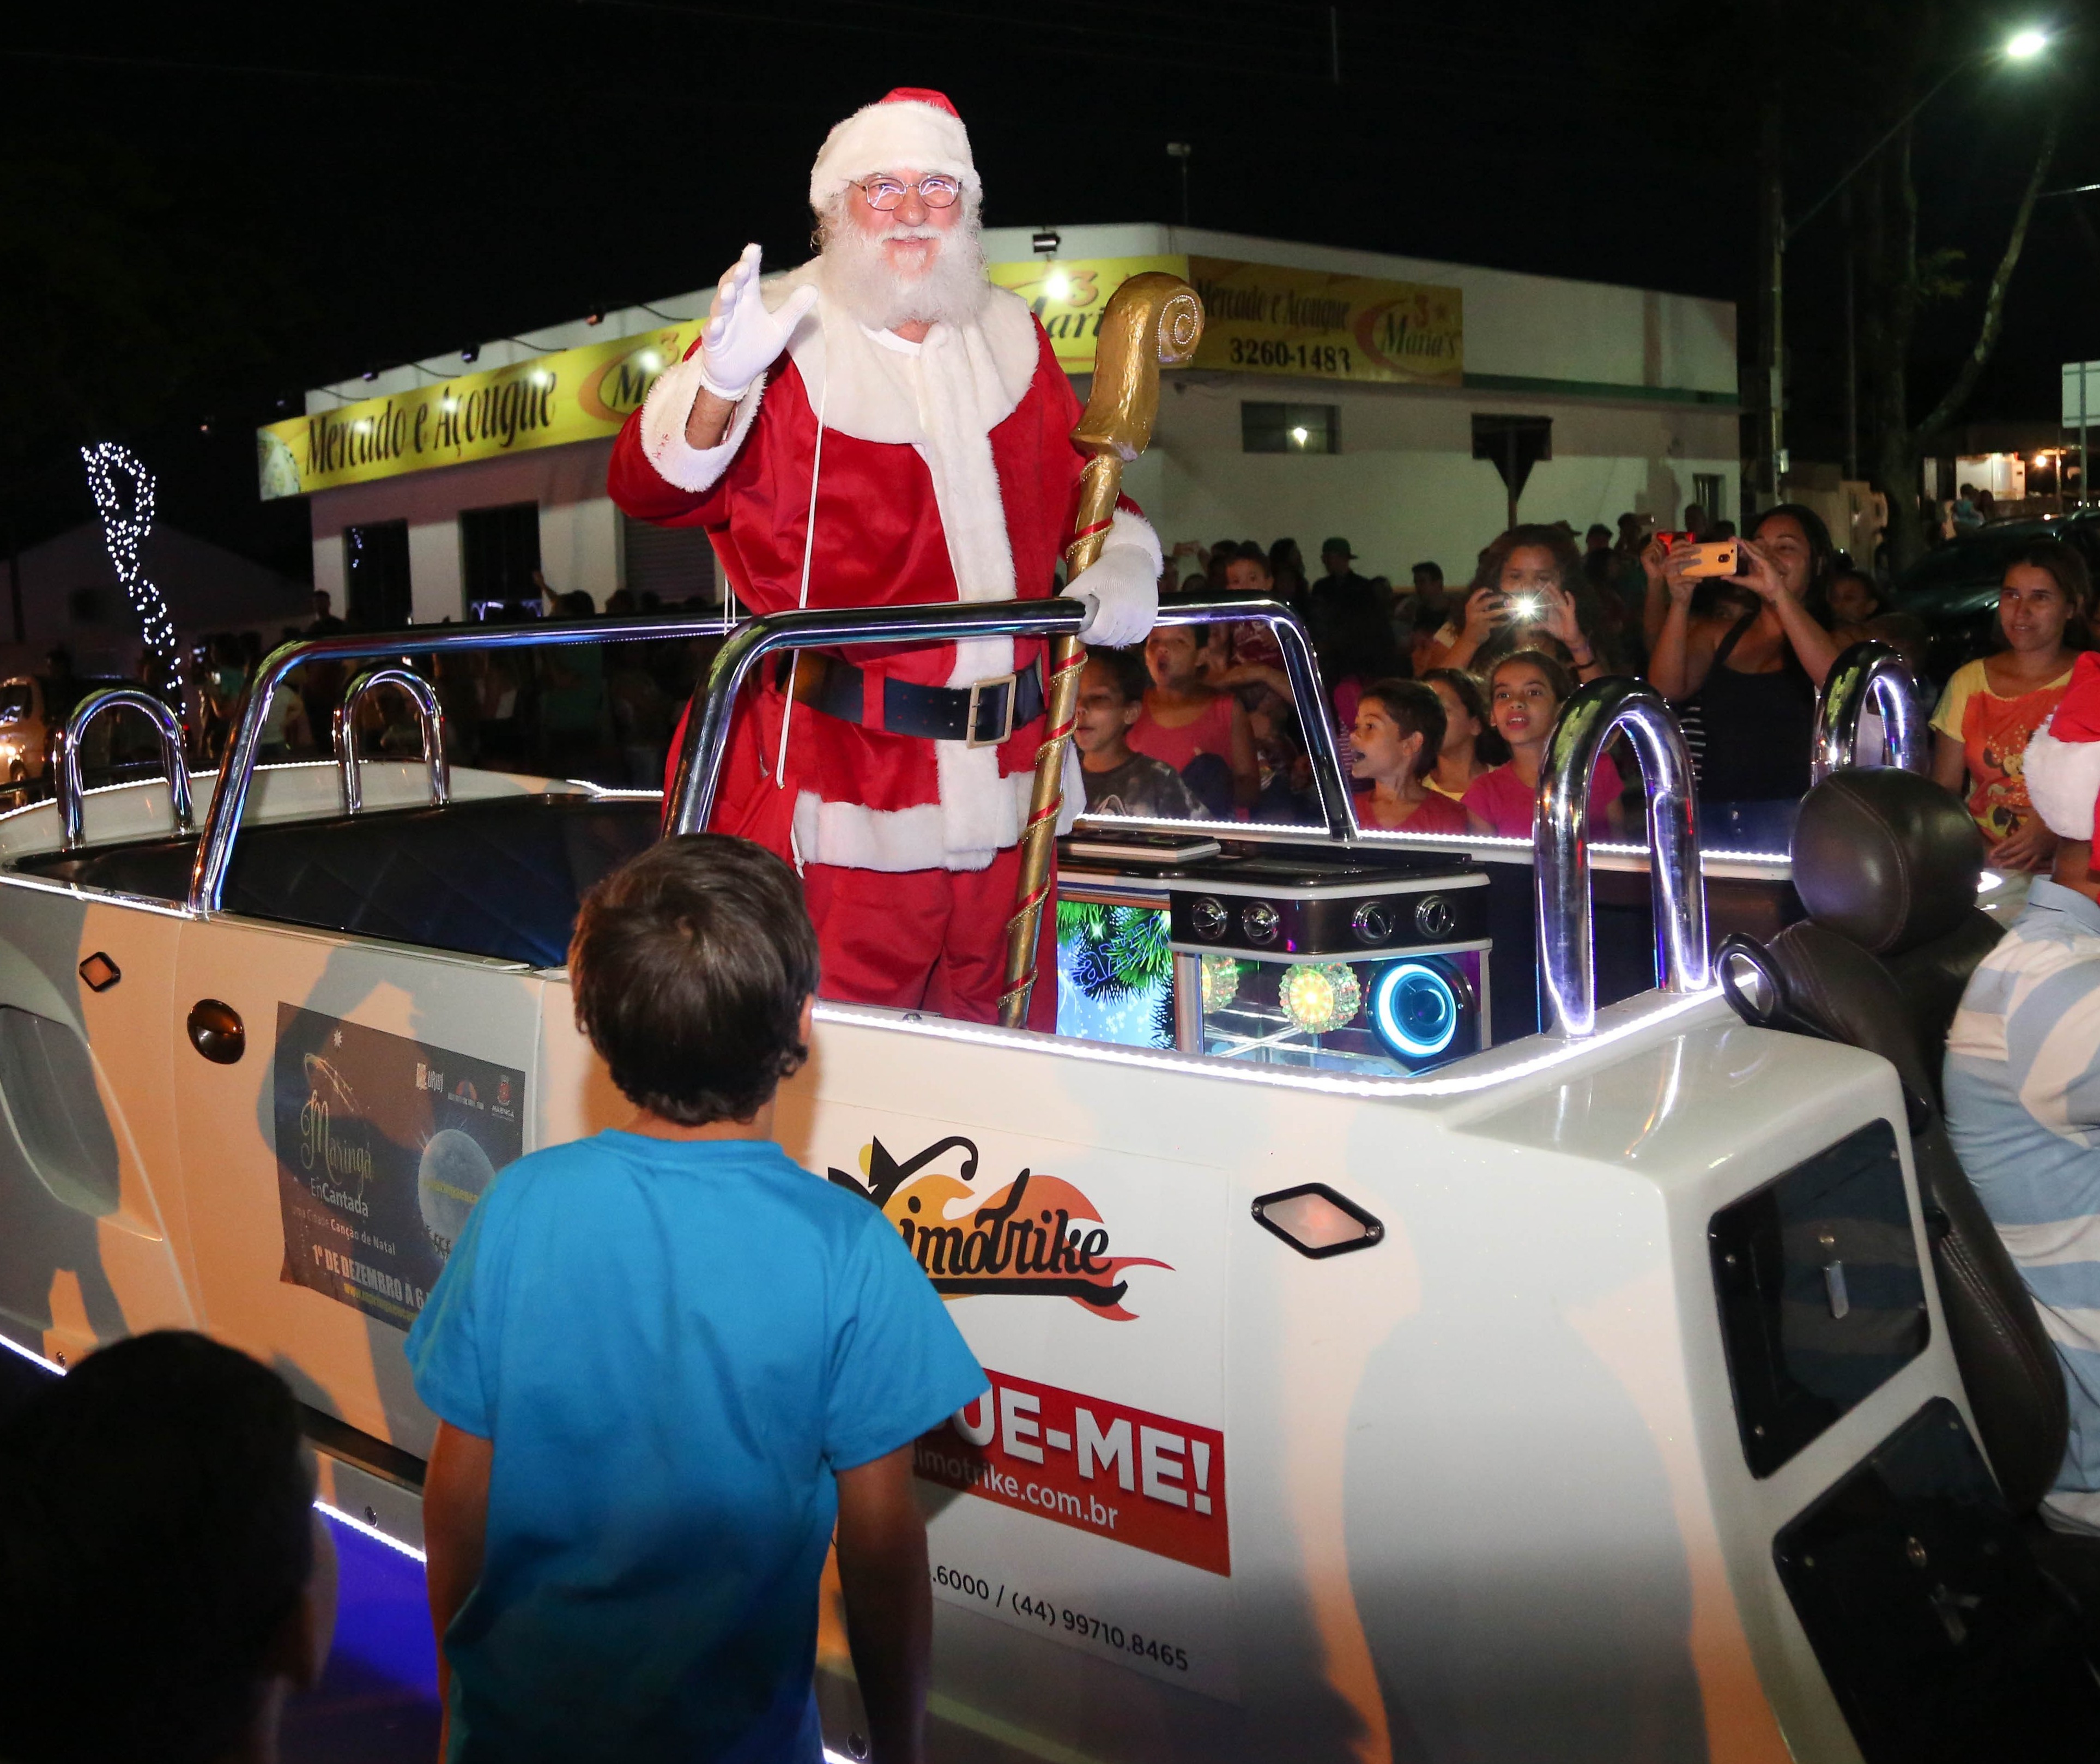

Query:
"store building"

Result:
[[262, 225, 1738, 618]]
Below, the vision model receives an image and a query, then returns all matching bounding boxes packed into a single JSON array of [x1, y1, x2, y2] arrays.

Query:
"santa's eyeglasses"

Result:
[[851, 174, 963, 210]]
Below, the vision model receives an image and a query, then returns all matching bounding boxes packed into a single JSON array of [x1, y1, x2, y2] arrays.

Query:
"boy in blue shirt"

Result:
[[408, 834, 987, 1763]]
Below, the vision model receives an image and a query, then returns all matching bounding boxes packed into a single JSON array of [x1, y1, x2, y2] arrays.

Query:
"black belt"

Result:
[[803, 657, 1046, 747]]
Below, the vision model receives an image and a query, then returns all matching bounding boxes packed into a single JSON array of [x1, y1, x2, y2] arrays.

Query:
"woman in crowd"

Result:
[[1648, 503, 1841, 844], [1420, 666, 1500, 802], [1463, 649, 1625, 838], [1129, 623, 1260, 814], [1423, 525, 1612, 684], [1930, 539, 2092, 870], [1350, 679, 1471, 833]]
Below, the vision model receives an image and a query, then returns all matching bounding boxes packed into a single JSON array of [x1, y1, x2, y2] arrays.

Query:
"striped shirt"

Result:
[[1945, 879, 2100, 1528]]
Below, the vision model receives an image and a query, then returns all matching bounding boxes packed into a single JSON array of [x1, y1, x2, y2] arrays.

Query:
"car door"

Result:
[[171, 910, 549, 1455]]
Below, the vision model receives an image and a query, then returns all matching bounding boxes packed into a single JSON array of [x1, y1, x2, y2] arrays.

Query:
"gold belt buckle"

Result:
[[965, 672, 1020, 747]]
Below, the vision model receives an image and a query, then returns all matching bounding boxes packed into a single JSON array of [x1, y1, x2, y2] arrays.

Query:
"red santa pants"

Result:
[[802, 846, 1059, 1031]]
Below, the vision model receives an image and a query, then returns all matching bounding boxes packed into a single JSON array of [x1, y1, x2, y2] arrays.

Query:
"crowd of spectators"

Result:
[[1122, 506, 2087, 862]]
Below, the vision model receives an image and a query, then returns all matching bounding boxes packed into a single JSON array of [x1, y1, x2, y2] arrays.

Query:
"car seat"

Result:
[[1716, 769, 2077, 1532]]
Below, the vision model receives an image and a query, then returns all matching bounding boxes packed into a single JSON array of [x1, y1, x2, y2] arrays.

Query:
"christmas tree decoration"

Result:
[[1200, 952, 1243, 1012], [1279, 961, 1363, 1035], [81, 443, 181, 700]]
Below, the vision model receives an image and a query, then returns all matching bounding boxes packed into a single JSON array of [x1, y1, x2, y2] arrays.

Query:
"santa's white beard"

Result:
[[819, 212, 989, 331]]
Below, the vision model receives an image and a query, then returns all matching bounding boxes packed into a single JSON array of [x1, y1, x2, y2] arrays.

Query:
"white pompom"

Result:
[[2023, 715, 2100, 839]]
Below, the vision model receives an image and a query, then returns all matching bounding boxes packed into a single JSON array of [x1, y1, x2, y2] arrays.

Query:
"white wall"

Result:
[[1131, 375, 1738, 587], [308, 437, 621, 620]]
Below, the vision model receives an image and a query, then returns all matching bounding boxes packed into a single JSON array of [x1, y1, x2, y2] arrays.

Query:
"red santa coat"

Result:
[[608, 264, 1155, 873]]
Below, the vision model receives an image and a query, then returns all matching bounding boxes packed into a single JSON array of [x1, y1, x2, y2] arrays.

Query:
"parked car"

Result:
[[1892, 511, 2100, 684], [0, 673, 172, 790]]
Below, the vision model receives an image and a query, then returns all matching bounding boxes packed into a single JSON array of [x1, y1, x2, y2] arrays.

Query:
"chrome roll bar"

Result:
[[334, 666, 450, 815], [665, 593, 1352, 841], [189, 615, 729, 914], [1812, 640, 1927, 783], [56, 687, 193, 854], [1535, 678, 1709, 1039]]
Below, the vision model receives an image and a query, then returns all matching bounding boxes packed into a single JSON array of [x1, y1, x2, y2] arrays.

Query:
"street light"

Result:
[[1756, 25, 2056, 504]]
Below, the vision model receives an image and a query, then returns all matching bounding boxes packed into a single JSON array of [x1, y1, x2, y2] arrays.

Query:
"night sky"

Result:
[[7, 0, 2098, 572]]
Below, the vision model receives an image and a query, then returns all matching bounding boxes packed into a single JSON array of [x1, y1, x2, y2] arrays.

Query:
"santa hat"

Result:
[[2019, 650, 2100, 839], [809, 88, 978, 213]]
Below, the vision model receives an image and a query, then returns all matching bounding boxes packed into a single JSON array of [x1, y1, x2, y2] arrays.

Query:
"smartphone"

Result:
[[1655, 531, 1693, 552], [1504, 593, 1548, 623], [1683, 540, 1738, 579]]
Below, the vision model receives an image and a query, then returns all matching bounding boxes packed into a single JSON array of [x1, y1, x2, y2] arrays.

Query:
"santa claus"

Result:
[[609, 87, 1159, 1026]]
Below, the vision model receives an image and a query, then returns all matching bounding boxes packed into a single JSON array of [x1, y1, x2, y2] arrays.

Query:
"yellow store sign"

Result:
[[261, 253, 1463, 498], [988, 254, 1463, 385], [256, 321, 705, 501]]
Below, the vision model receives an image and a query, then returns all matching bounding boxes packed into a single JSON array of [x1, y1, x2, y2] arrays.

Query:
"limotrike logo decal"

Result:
[[828, 1135, 1170, 1319]]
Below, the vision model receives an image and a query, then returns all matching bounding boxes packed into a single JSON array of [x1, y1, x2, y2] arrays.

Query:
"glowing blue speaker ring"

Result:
[[1370, 960, 1462, 1061]]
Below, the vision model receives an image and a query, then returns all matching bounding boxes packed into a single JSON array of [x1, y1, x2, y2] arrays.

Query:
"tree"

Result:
[[1851, 25, 2065, 569]]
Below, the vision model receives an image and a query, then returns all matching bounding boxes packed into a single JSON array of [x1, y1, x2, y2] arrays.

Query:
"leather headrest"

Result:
[[1790, 769, 1984, 956]]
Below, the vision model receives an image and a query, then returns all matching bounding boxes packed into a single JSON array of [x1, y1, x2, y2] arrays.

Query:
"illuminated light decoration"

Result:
[[1200, 951, 1242, 1011], [1369, 960, 1464, 1063], [80, 443, 181, 700], [1280, 960, 1363, 1034], [314, 1500, 428, 1563]]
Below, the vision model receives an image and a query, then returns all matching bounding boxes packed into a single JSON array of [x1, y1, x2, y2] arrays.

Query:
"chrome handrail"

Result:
[[1812, 640, 1927, 783], [1535, 678, 1709, 1038], [189, 615, 729, 914], [56, 687, 193, 854], [333, 666, 450, 815], [665, 593, 1353, 841]]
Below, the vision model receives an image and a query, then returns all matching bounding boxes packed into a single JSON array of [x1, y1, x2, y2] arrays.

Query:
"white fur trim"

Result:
[[809, 97, 977, 212], [638, 353, 765, 494], [1101, 506, 1163, 575], [793, 793, 952, 872], [2023, 718, 2100, 839]]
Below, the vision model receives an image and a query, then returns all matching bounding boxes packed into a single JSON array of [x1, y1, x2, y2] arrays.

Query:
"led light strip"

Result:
[[813, 985, 1722, 1100], [314, 1499, 428, 1563]]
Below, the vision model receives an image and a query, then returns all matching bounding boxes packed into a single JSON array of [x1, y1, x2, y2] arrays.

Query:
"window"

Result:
[[460, 502, 542, 614], [343, 520, 412, 629], [65, 588, 106, 626], [1693, 473, 1726, 525], [621, 513, 718, 607], [1242, 402, 1339, 455], [1471, 413, 1553, 526]]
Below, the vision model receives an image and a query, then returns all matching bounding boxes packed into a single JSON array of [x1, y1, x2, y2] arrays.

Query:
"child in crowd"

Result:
[[0, 1332, 338, 1764], [1075, 649, 1206, 820], [1463, 649, 1625, 839], [409, 835, 985, 1764], [1420, 667, 1502, 802], [1349, 680, 1472, 834], [1129, 623, 1260, 814]]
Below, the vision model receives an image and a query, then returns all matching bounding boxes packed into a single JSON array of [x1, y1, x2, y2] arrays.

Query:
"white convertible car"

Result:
[[1, 597, 2093, 1764]]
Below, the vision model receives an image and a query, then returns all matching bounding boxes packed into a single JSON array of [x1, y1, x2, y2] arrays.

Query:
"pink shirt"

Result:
[[1128, 692, 1237, 772], [1462, 753, 1624, 839]]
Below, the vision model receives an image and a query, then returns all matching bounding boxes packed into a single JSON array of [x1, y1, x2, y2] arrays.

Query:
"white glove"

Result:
[[1062, 543, 1160, 649], [698, 244, 819, 400]]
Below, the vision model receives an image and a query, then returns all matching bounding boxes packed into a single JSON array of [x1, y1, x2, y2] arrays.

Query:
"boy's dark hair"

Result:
[[1359, 679, 1447, 780], [0, 1332, 314, 1764], [1086, 645, 1151, 704], [570, 835, 820, 1126]]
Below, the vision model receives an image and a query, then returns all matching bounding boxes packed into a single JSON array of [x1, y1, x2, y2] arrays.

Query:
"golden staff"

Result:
[[998, 271, 1205, 1028]]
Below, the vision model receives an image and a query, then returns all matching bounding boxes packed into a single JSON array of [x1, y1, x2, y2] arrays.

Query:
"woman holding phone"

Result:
[[1423, 525, 1612, 683], [1647, 503, 1841, 843]]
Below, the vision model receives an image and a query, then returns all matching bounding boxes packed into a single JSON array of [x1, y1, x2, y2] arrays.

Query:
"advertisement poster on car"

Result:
[[818, 1109, 1236, 1700], [271, 1005, 523, 1330]]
